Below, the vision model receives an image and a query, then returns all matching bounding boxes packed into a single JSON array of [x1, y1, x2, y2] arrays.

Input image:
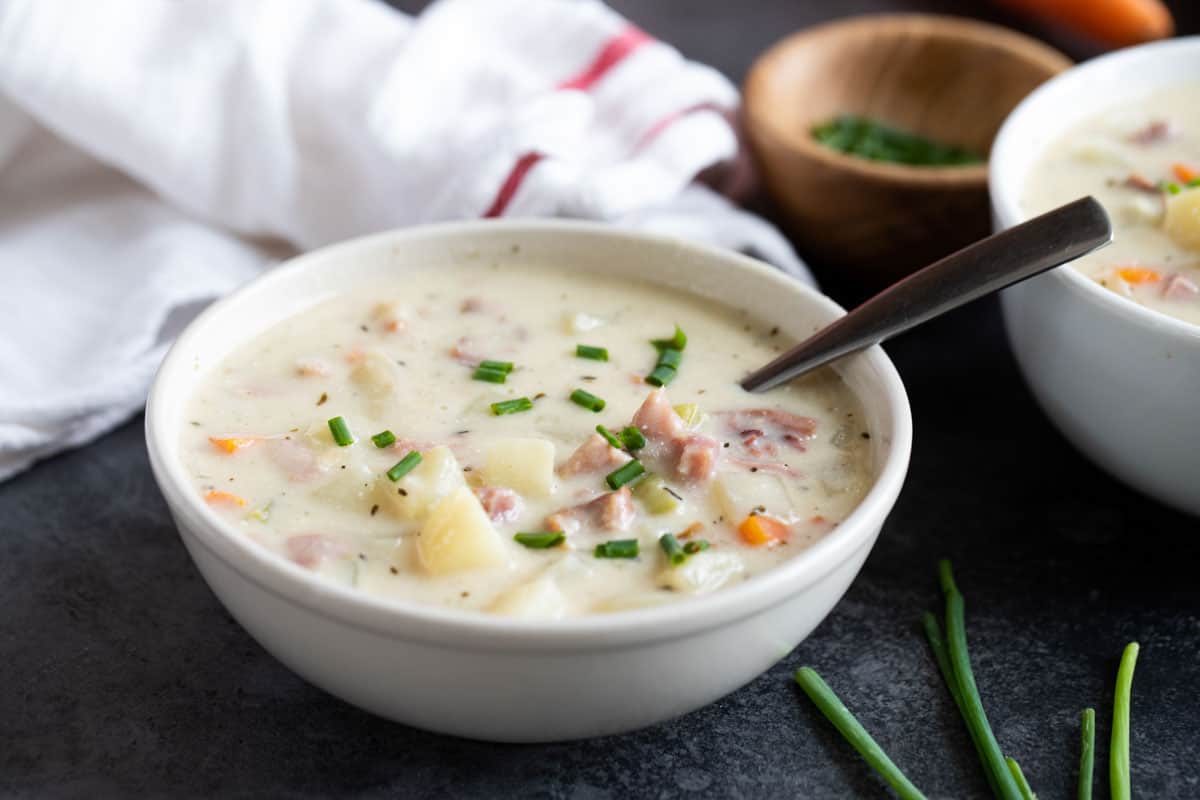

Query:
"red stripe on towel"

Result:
[[633, 101, 726, 153], [482, 152, 546, 218], [557, 26, 651, 91]]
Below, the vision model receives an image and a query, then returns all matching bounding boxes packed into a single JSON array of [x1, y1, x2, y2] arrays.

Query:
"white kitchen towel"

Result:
[[0, 0, 811, 482]]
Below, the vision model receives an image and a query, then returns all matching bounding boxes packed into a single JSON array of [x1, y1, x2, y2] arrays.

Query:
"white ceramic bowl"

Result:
[[991, 39, 1200, 517], [145, 221, 912, 742]]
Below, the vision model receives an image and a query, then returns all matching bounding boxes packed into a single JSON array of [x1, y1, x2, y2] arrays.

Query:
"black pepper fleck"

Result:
[[370, 504, 379, 516], [317, 392, 328, 406]]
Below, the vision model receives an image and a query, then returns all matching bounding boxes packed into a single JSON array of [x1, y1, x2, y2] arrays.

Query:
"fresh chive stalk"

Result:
[[1006, 757, 1036, 800], [386, 451, 422, 482], [570, 388, 606, 412], [491, 397, 534, 416], [606, 459, 645, 490], [793, 668, 928, 800], [576, 344, 608, 361], [619, 426, 645, 451], [513, 531, 565, 549], [1078, 708, 1095, 800], [1110, 643, 1139, 800], [596, 425, 623, 449], [659, 533, 687, 566], [327, 416, 355, 447], [371, 430, 396, 448], [594, 539, 639, 559], [937, 560, 1023, 800]]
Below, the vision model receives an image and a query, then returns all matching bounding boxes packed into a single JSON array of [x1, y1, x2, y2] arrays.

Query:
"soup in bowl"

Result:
[[992, 38, 1200, 517], [146, 221, 911, 741]]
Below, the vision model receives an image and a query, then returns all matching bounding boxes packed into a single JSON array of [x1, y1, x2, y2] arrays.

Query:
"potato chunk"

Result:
[[489, 576, 568, 619], [659, 551, 745, 595], [417, 486, 509, 575], [377, 445, 465, 521], [480, 438, 556, 497], [1164, 190, 1200, 251], [713, 471, 794, 522]]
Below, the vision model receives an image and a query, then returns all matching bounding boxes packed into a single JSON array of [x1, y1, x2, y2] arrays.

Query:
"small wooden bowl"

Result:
[[743, 14, 1071, 286]]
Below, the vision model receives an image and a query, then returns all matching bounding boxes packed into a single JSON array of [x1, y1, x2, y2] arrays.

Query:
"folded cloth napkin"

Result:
[[0, 0, 811, 482]]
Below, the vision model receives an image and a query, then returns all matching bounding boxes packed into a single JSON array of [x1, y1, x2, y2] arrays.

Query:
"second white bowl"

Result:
[[991, 39, 1200, 517]]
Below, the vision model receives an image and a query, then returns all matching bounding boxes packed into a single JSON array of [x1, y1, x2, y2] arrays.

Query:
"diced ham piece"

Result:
[[677, 434, 720, 482], [266, 437, 326, 482], [1129, 120, 1173, 145], [1123, 173, 1160, 194], [558, 433, 631, 477], [631, 389, 721, 484], [285, 534, 345, 569], [545, 488, 635, 535], [1163, 273, 1200, 301], [450, 337, 483, 366], [633, 388, 685, 442], [473, 486, 523, 524]]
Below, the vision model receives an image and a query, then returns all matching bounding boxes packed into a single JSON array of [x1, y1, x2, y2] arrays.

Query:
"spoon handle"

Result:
[[741, 196, 1113, 393]]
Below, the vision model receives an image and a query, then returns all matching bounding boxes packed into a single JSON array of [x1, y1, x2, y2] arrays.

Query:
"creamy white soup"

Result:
[[181, 263, 872, 618], [1023, 84, 1200, 325]]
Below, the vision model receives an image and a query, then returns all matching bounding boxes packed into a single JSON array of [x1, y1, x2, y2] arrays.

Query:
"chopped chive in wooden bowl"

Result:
[[812, 115, 983, 166]]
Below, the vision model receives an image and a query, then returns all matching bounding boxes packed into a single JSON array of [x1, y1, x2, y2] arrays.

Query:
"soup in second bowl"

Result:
[[1023, 83, 1200, 325], [180, 262, 872, 618]]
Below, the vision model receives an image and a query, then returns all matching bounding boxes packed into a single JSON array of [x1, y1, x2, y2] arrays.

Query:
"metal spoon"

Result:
[[740, 196, 1112, 393]]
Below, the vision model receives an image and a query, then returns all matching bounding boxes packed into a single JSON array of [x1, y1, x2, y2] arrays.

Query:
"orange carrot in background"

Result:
[[738, 514, 789, 546], [208, 436, 260, 454], [204, 489, 247, 507], [996, 0, 1173, 49], [1116, 266, 1162, 284], [1172, 163, 1197, 184]]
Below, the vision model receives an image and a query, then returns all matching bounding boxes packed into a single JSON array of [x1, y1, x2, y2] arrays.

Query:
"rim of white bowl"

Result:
[[146, 220, 913, 652], [991, 36, 1200, 343]]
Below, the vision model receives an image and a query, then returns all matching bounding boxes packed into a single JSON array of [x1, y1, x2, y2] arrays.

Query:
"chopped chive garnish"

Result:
[[570, 388, 606, 412], [1006, 757, 1035, 800], [473, 366, 508, 383], [576, 345, 608, 361], [1110, 642, 1139, 800], [645, 364, 677, 387], [327, 416, 355, 447], [479, 360, 514, 373], [386, 451, 422, 482], [619, 426, 645, 451], [683, 539, 709, 554], [1079, 708, 1096, 800], [1189, 177, 1200, 188], [659, 533, 687, 566], [657, 347, 683, 370], [514, 531, 565, 549], [594, 538, 639, 559], [605, 459, 645, 490], [371, 430, 396, 448], [794, 668, 929, 800], [491, 397, 534, 415], [936, 561, 1022, 800], [596, 424, 623, 449], [1160, 180, 1182, 195], [651, 324, 688, 352]]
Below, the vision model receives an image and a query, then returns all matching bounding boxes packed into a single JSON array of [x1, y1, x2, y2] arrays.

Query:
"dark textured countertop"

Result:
[[4, 2, 1199, 798]]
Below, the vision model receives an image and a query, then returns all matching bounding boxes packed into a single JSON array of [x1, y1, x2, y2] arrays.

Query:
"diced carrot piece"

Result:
[[208, 436, 259, 454], [1172, 163, 1197, 184], [384, 318, 406, 333], [204, 490, 247, 507], [738, 514, 789, 546], [1116, 266, 1162, 284]]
